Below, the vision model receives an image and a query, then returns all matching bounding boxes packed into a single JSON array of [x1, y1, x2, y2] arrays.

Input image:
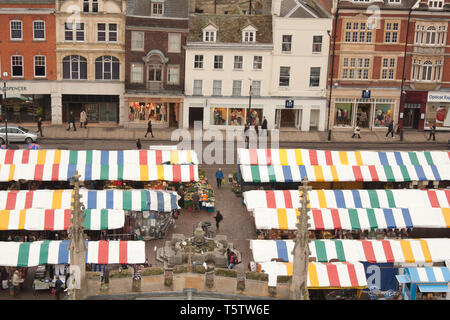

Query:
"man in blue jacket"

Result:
[[215, 168, 224, 189]]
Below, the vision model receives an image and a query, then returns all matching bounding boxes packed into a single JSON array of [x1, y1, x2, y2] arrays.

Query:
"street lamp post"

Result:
[[247, 78, 252, 125], [2, 72, 9, 147]]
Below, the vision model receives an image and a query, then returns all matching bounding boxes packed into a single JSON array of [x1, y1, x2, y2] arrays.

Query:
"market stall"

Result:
[[0, 240, 146, 267], [258, 261, 367, 290], [243, 189, 450, 211], [396, 267, 450, 300], [250, 239, 450, 265], [182, 170, 215, 212], [252, 207, 450, 234]]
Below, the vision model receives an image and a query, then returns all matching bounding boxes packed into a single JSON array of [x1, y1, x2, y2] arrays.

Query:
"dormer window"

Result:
[[202, 24, 218, 42], [242, 25, 257, 43], [388, 0, 401, 4], [152, 1, 164, 16], [428, 0, 443, 9]]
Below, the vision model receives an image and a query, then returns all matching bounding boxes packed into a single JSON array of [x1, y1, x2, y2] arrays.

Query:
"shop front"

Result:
[[125, 96, 182, 128], [62, 95, 119, 124], [332, 94, 397, 130], [0, 82, 53, 123], [425, 91, 450, 131]]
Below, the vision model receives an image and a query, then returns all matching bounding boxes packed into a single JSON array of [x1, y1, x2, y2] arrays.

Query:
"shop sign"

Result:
[[3, 86, 27, 92], [285, 99, 294, 108], [362, 90, 371, 99], [428, 91, 450, 103]]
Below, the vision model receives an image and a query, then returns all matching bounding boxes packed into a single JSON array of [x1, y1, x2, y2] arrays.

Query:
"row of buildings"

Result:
[[0, 0, 449, 132]]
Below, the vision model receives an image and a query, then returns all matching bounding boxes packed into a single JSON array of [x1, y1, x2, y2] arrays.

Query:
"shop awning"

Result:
[[0, 189, 179, 212], [250, 239, 450, 264], [0, 163, 198, 182], [253, 208, 450, 231], [239, 164, 449, 183], [406, 267, 450, 283], [0, 209, 125, 231], [237, 148, 450, 166], [0, 149, 199, 165], [259, 261, 367, 289], [418, 284, 450, 292], [243, 189, 450, 210], [0, 240, 145, 267]]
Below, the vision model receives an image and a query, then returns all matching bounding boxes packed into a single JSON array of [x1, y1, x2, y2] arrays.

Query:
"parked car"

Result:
[[0, 125, 38, 144]]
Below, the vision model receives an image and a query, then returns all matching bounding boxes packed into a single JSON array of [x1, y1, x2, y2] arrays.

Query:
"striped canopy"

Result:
[[0, 189, 179, 212], [0, 240, 145, 267], [0, 163, 198, 182], [239, 164, 449, 183], [253, 208, 450, 231], [0, 209, 125, 231], [0, 149, 199, 165], [250, 239, 450, 264], [243, 189, 450, 210], [259, 261, 367, 289], [404, 267, 450, 283], [238, 148, 450, 166]]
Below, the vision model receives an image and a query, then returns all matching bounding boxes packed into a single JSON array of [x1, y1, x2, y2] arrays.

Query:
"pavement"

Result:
[[14, 122, 450, 145]]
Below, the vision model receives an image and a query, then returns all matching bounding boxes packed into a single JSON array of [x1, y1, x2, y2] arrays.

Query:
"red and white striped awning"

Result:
[[0, 189, 179, 212], [237, 148, 450, 166], [253, 208, 450, 231], [0, 209, 125, 231], [250, 238, 450, 264], [0, 240, 145, 267], [243, 189, 450, 210], [259, 261, 367, 288], [0, 149, 199, 165]]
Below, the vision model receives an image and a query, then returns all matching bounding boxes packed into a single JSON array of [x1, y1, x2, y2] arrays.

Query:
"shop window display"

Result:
[[211, 108, 227, 125], [335, 103, 352, 127], [248, 109, 262, 126], [228, 108, 245, 126], [426, 104, 450, 128], [373, 104, 393, 127], [128, 102, 167, 123]]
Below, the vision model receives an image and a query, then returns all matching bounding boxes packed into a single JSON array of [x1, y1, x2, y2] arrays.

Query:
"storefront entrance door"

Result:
[[99, 103, 117, 122], [403, 108, 420, 129], [189, 107, 203, 128], [356, 103, 371, 128], [279, 109, 296, 127]]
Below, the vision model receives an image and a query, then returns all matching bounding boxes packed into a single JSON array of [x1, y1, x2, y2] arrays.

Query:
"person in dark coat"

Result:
[[144, 120, 154, 138], [54, 275, 63, 300], [177, 186, 185, 209], [214, 210, 223, 230], [192, 191, 200, 212], [136, 138, 142, 150], [254, 123, 259, 135], [67, 112, 76, 131], [428, 123, 436, 141], [261, 116, 268, 136], [244, 123, 249, 148], [37, 117, 43, 137], [386, 120, 394, 138]]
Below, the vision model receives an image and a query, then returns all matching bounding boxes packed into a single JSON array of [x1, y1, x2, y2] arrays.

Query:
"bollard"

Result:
[[400, 129, 404, 141]]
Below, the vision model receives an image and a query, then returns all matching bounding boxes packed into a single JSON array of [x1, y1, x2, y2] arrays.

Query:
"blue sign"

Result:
[[362, 90, 371, 99], [285, 99, 294, 108], [363, 262, 399, 292]]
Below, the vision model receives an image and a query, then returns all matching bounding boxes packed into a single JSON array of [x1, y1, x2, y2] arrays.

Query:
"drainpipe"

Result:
[[398, 5, 414, 141], [327, 0, 340, 141]]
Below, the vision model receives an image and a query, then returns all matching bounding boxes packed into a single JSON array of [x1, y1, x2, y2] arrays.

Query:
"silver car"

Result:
[[0, 125, 38, 144]]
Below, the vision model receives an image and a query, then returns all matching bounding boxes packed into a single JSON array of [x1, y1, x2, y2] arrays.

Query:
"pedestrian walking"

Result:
[[144, 120, 154, 138], [214, 210, 223, 230], [427, 123, 436, 141], [352, 125, 361, 139], [386, 120, 395, 138], [192, 191, 200, 212], [244, 123, 249, 148], [215, 168, 224, 189], [67, 111, 77, 131], [36, 117, 44, 137], [11, 270, 23, 297], [80, 110, 87, 129], [261, 116, 268, 136], [136, 138, 142, 150], [54, 275, 63, 300], [228, 251, 238, 270]]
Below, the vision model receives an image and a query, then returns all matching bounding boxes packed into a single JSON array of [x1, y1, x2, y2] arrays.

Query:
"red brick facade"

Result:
[[0, 3, 56, 80]]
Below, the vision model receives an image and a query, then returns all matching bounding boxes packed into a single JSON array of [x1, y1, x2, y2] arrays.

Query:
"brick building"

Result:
[[0, 0, 56, 123], [124, 0, 189, 128], [328, 0, 450, 132]]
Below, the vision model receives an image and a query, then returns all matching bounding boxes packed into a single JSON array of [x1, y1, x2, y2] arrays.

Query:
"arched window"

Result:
[[63, 55, 87, 80], [95, 56, 120, 80], [426, 26, 436, 44], [422, 61, 433, 81]]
